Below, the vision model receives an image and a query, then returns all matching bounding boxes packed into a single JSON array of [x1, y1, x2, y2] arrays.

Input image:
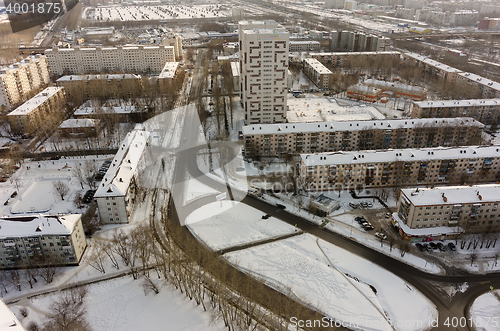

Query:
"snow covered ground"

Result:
[[226, 234, 437, 331], [470, 290, 500, 331], [186, 201, 297, 251], [185, 175, 219, 203], [9, 276, 225, 331]]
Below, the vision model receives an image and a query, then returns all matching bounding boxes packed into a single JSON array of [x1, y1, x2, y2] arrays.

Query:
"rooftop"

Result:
[[0, 299, 24, 331], [304, 58, 332, 75], [404, 52, 463, 74], [402, 184, 500, 206], [414, 98, 500, 108], [231, 62, 240, 77], [363, 79, 425, 93], [310, 51, 400, 57], [56, 74, 140, 82], [7, 87, 63, 117], [158, 62, 179, 79], [94, 129, 150, 198], [458, 72, 500, 92], [0, 55, 45, 76], [242, 117, 482, 135], [74, 103, 136, 115], [0, 214, 81, 239], [46, 45, 173, 53], [301, 145, 500, 166], [59, 119, 100, 129], [287, 96, 385, 122]]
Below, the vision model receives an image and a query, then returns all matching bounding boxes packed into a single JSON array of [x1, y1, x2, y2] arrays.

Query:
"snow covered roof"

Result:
[[94, 129, 150, 198], [301, 146, 500, 167], [287, 96, 385, 122], [303, 58, 332, 75], [56, 74, 140, 82], [0, 55, 45, 75], [363, 79, 425, 93], [0, 299, 24, 331], [231, 62, 240, 78], [74, 104, 136, 115], [310, 51, 400, 57], [0, 214, 81, 239], [392, 213, 463, 237], [242, 117, 482, 135], [414, 98, 500, 108], [59, 118, 100, 129], [7, 87, 63, 116], [348, 84, 381, 94], [458, 72, 500, 92], [46, 45, 172, 53], [401, 184, 500, 206], [404, 52, 463, 74], [290, 41, 320, 45], [158, 62, 179, 79]]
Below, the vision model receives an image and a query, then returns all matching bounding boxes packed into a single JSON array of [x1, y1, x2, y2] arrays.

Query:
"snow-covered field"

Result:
[[470, 290, 500, 331], [226, 234, 437, 331], [186, 201, 297, 251], [9, 276, 225, 331], [185, 176, 219, 203]]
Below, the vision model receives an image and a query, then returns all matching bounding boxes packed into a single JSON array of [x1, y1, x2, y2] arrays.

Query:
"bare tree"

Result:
[[72, 167, 86, 190], [470, 252, 478, 266], [43, 287, 90, 331], [142, 274, 160, 295], [52, 181, 70, 201], [87, 240, 107, 274], [39, 265, 60, 284]]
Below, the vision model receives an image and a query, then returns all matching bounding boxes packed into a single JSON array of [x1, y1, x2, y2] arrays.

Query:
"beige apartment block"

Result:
[[303, 58, 333, 90], [412, 99, 500, 125], [243, 118, 483, 157], [300, 146, 500, 191], [7, 87, 66, 135], [0, 55, 50, 111], [0, 214, 87, 269]]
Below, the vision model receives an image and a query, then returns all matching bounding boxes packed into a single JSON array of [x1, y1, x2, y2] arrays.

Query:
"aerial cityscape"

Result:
[[1, 0, 500, 330]]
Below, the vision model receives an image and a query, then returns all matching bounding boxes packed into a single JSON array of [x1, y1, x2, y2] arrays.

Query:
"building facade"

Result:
[[362, 79, 426, 100], [45, 45, 175, 75], [59, 119, 103, 137], [303, 58, 333, 90], [412, 99, 500, 125], [243, 117, 483, 157], [56, 74, 142, 100], [161, 33, 183, 60], [239, 20, 289, 124], [7, 87, 66, 135], [0, 55, 50, 111], [393, 184, 500, 241], [0, 214, 87, 269], [300, 145, 500, 191], [310, 51, 400, 68], [328, 31, 390, 52], [94, 129, 151, 224], [347, 84, 382, 102]]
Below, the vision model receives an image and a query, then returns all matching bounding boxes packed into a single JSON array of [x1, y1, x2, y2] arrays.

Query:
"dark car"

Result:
[[416, 243, 424, 251], [262, 214, 270, 219], [429, 242, 438, 250], [50, 156, 61, 160], [276, 203, 286, 209], [422, 243, 430, 251], [363, 224, 375, 231], [10, 191, 17, 198], [437, 243, 446, 251], [448, 242, 457, 251]]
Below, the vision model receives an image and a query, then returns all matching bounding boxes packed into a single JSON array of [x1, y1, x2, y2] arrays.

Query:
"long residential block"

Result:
[[412, 99, 500, 125], [0, 214, 87, 269], [303, 58, 333, 90], [243, 118, 483, 157], [310, 51, 401, 68], [300, 146, 500, 191], [45, 45, 175, 75]]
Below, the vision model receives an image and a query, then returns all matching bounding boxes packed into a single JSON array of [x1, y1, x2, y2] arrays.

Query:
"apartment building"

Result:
[[347, 84, 382, 102], [161, 33, 183, 60], [479, 17, 500, 30], [303, 58, 333, 90], [94, 128, 151, 224], [239, 20, 289, 124], [394, 184, 500, 241], [59, 119, 103, 137], [7, 87, 66, 135], [450, 10, 479, 26], [456, 73, 500, 99], [328, 31, 391, 52], [0, 214, 87, 269], [158, 62, 179, 93], [310, 51, 400, 68], [0, 55, 50, 111], [243, 117, 483, 157], [362, 79, 426, 100], [73, 101, 137, 122], [56, 74, 142, 100], [289, 41, 321, 52], [412, 99, 500, 125], [45, 45, 175, 75], [402, 52, 462, 83], [299, 145, 500, 191]]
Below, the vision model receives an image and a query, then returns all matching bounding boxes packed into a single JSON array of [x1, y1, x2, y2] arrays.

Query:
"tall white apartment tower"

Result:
[[239, 21, 289, 124]]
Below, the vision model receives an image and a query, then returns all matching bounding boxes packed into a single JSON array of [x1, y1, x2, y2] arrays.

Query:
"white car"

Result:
[[375, 232, 387, 240]]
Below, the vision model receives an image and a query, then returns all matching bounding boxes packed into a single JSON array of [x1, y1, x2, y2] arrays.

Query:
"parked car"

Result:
[[437, 243, 446, 251], [415, 243, 424, 251], [10, 191, 17, 198], [448, 242, 457, 251], [276, 203, 286, 210], [349, 202, 358, 209], [422, 243, 431, 251], [4, 199, 10, 205], [262, 214, 270, 219], [363, 224, 375, 231], [429, 242, 438, 250], [375, 232, 387, 240], [385, 213, 391, 218], [355, 216, 365, 223]]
